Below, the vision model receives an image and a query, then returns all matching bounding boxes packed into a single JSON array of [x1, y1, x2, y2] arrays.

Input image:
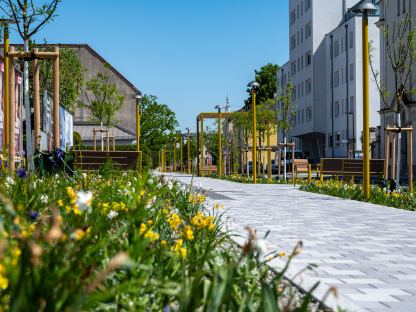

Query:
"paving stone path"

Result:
[[162, 173, 416, 312]]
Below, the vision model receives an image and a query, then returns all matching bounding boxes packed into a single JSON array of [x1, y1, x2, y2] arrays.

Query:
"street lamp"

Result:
[[353, 0, 377, 200], [215, 105, 223, 177], [247, 81, 260, 184], [134, 94, 143, 152], [179, 131, 183, 173], [186, 127, 191, 174]]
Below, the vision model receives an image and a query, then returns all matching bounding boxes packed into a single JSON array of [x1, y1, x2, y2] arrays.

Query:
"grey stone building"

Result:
[[4, 43, 142, 147]]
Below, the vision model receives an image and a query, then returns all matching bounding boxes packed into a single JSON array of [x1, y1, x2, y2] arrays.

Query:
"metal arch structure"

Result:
[[196, 112, 248, 177]]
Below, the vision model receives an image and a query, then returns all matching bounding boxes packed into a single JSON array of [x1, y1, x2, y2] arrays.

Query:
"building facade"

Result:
[[379, 0, 416, 176], [277, 0, 381, 163]]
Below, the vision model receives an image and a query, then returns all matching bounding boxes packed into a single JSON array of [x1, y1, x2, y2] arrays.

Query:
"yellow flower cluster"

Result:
[[139, 223, 160, 242], [184, 225, 194, 241], [100, 202, 128, 214], [66, 187, 81, 215], [72, 228, 91, 241], [191, 211, 215, 231], [172, 239, 187, 257], [0, 264, 8, 290], [168, 213, 181, 231], [188, 193, 206, 205]]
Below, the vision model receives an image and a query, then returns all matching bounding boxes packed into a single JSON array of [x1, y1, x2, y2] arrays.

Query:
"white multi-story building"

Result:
[[379, 0, 416, 176], [277, 0, 381, 163]]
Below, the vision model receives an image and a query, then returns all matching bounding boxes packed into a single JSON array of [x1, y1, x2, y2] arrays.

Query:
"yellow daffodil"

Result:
[[185, 225, 194, 241]]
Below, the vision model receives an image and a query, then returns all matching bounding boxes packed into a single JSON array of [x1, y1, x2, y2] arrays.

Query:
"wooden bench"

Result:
[[74, 150, 140, 171], [320, 158, 385, 182]]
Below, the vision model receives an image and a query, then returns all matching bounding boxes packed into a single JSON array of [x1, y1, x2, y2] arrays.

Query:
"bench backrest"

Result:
[[321, 158, 385, 176], [294, 159, 309, 172], [320, 158, 343, 174], [74, 150, 140, 170]]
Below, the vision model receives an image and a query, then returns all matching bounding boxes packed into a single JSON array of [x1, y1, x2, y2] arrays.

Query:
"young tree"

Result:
[[1, 0, 61, 169], [231, 111, 251, 175], [139, 95, 178, 167], [369, 12, 416, 187], [277, 82, 295, 180], [256, 99, 277, 175], [39, 47, 84, 113], [245, 63, 279, 110], [84, 72, 124, 149]]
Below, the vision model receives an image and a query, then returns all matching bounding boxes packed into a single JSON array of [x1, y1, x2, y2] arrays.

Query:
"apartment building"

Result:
[[277, 0, 381, 163], [379, 0, 416, 175]]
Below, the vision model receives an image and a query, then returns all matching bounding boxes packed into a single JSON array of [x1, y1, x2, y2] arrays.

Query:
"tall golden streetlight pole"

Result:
[[186, 127, 191, 174], [0, 19, 14, 151], [180, 132, 183, 173], [248, 81, 260, 184], [215, 105, 223, 177], [134, 94, 143, 172], [353, 1, 376, 200]]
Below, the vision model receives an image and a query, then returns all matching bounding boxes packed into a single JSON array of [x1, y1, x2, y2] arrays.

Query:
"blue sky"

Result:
[[10, 0, 289, 131]]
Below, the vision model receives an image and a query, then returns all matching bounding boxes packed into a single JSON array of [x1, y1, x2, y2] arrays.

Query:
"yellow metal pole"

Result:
[[136, 98, 141, 152], [218, 108, 222, 177], [180, 133, 183, 173], [53, 47, 60, 148], [409, 129, 413, 192], [267, 134, 271, 178], [201, 117, 205, 177], [3, 25, 10, 148], [187, 128, 191, 174], [162, 149, 166, 173], [173, 140, 176, 173], [362, 13, 370, 200], [252, 89, 257, 184]]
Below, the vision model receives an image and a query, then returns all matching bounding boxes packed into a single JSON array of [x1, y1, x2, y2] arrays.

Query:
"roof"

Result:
[[74, 121, 136, 141], [1, 43, 141, 96]]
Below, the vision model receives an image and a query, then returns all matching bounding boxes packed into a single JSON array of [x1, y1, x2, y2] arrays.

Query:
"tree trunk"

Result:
[[24, 39, 34, 171], [395, 112, 401, 188]]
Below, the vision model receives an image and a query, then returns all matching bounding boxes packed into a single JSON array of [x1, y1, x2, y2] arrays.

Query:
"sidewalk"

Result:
[[162, 173, 416, 312]]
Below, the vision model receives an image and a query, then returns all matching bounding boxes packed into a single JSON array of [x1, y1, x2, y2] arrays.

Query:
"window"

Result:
[[305, 0, 311, 11], [291, 61, 296, 75], [301, 81, 304, 97], [306, 107, 312, 121], [349, 31, 354, 49], [291, 10, 296, 24], [306, 79, 312, 94], [342, 68, 344, 85], [291, 35, 296, 50], [397, 0, 400, 16], [297, 57, 300, 72], [302, 109, 305, 123], [335, 101, 340, 117], [403, 0, 406, 13], [292, 87, 296, 100], [297, 31, 300, 46], [301, 1, 304, 15], [305, 23, 312, 39], [328, 134, 333, 148], [298, 110, 301, 124], [349, 63, 354, 81], [301, 55, 304, 69], [306, 51, 312, 66], [297, 5, 300, 18], [334, 71, 340, 88], [334, 41, 340, 57], [336, 132, 341, 144], [349, 96, 355, 114], [301, 28, 304, 43]]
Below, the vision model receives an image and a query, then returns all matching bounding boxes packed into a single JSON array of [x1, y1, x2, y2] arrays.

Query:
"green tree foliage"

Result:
[[278, 82, 295, 137], [39, 47, 85, 113], [257, 99, 277, 146], [140, 95, 178, 166], [245, 63, 279, 110], [84, 72, 124, 127]]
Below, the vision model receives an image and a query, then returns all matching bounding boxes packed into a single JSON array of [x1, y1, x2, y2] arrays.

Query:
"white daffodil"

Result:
[[254, 238, 269, 261], [166, 181, 173, 190], [76, 191, 93, 212], [6, 176, 14, 186], [107, 210, 119, 220], [40, 194, 49, 204]]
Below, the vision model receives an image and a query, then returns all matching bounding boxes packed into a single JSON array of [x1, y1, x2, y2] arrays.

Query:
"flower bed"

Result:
[[300, 180, 416, 211], [210, 174, 289, 185], [0, 169, 322, 311]]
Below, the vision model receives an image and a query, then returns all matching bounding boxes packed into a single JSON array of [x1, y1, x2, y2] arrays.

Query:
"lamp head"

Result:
[[247, 81, 260, 89], [352, 1, 377, 14], [134, 94, 143, 101], [0, 19, 16, 26], [215, 105, 222, 110]]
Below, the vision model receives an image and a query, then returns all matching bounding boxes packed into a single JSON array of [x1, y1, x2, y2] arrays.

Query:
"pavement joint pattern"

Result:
[[161, 173, 416, 312]]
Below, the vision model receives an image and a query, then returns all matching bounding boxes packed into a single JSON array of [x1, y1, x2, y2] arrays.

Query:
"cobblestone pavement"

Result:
[[161, 173, 416, 312]]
